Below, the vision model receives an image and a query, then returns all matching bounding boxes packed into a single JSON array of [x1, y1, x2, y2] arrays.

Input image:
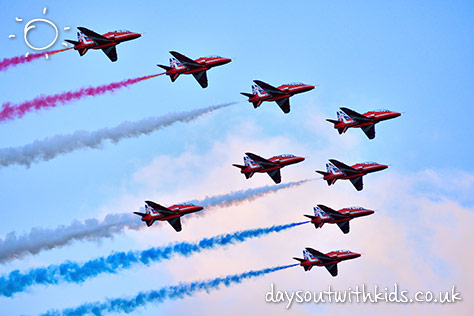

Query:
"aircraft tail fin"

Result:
[[65, 39, 80, 46], [326, 118, 346, 134], [233, 164, 253, 179], [243, 155, 257, 167], [65, 38, 88, 56], [293, 257, 311, 270], [313, 205, 329, 218], [157, 64, 172, 71], [315, 170, 333, 186], [158, 64, 179, 82], [241, 92, 253, 98], [337, 110, 353, 124], [252, 84, 266, 96], [77, 30, 90, 44], [315, 170, 329, 177], [326, 162, 341, 175], [305, 206, 328, 227], [170, 57, 183, 69], [303, 249, 316, 262]]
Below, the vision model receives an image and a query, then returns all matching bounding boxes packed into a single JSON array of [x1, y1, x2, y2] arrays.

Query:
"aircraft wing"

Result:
[[275, 98, 290, 114], [329, 159, 359, 175], [336, 221, 350, 234], [349, 176, 364, 191], [317, 205, 349, 220], [324, 263, 338, 277], [253, 80, 286, 97], [192, 71, 208, 88], [361, 125, 375, 139], [305, 248, 334, 263], [77, 27, 113, 45], [267, 169, 281, 184], [167, 217, 182, 232], [101, 46, 117, 62], [245, 152, 277, 167], [340, 107, 371, 122], [145, 201, 175, 215], [169, 51, 202, 70]]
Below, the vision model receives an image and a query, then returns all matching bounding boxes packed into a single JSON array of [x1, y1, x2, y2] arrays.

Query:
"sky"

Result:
[[0, 0, 473, 315]]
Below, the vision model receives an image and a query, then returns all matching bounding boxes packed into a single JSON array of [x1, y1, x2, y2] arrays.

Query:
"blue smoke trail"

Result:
[[0, 221, 308, 297], [41, 264, 298, 316], [0, 179, 313, 263]]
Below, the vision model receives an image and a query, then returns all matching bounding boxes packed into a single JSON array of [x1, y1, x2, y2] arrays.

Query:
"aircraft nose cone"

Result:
[[353, 252, 362, 258], [222, 58, 232, 64], [380, 164, 389, 170], [306, 85, 316, 90]]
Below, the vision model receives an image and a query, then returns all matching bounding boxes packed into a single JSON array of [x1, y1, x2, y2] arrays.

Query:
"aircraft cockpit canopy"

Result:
[[360, 161, 378, 165]]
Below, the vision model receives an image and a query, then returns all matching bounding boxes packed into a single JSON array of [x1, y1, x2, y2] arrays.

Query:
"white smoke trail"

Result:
[[0, 102, 235, 168], [0, 213, 140, 263], [0, 179, 313, 263]]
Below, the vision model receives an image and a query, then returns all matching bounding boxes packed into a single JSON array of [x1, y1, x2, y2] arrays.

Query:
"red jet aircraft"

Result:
[[232, 152, 305, 184], [293, 248, 361, 276], [133, 201, 204, 232], [316, 159, 388, 191], [327, 107, 401, 139], [304, 204, 375, 234], [157, 51, 232, 88], [65, 27, 141, 62], [241, 80, 315, 113]]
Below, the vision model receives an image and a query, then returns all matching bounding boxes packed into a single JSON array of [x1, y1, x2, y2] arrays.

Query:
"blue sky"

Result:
[[0, 1, 473, 315]]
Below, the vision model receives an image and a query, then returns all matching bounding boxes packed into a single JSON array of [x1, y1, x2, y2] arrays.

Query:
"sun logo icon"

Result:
[[8, 7, 71, 59]]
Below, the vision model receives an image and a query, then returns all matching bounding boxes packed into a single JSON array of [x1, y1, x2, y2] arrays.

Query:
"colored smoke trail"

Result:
[[0, 48, 72, 72], [0, 102, 235, 168], [194, 178, 314, 212], [0, 73, 162, 122], [0, 213, 139, 263], [41, 264, 297, 316], [0, 180, 311, 263], [0, 222, 308, 296]]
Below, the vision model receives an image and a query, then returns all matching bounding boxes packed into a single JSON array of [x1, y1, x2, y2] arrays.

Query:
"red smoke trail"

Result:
[[0, 73, 163, 122], [0, 48, 72, 72]]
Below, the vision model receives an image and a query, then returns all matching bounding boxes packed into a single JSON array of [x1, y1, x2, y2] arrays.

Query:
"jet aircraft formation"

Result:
[[65, 26, 401, 275]]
